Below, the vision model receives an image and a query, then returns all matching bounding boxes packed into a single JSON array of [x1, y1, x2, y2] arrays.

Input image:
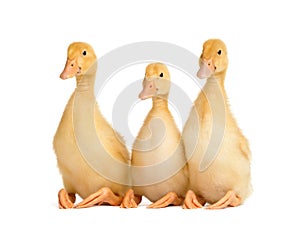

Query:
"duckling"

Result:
[[121, 63, 188, 208], [182, 39, 252, 209], [53, 42, 130, 209]]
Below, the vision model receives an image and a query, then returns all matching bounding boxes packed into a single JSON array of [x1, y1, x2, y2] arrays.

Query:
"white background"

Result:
[[1, 0, 299, 225]]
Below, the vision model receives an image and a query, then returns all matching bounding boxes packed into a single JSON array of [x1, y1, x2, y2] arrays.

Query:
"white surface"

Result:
[[0, 0, 299, 225]]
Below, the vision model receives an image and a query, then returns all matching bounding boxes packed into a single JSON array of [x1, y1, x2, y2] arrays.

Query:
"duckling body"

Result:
[[53, 42, 129, 208], [132, 97, 188, 203], [182, 39, 251, 209], [121, 63, 188, 208]]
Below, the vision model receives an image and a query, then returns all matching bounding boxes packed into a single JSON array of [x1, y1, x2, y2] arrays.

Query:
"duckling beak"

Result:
[[60, 58, 81, 80], [139, 79, 157, 100], [197, 59, 214, 79]]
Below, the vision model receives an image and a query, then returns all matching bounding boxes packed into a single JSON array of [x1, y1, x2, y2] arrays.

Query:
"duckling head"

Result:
[[60, 42, 97, 80], [139, 63, 171, 100], [197, 39, 228, 79]]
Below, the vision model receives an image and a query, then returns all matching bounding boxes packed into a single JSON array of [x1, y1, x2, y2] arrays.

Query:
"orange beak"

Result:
[[60, 59, 81, 80], [138, 79, 157, 100], [197, 58, 215, 79]]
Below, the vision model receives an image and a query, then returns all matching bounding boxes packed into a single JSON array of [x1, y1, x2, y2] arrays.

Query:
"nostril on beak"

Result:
[[150, 85, 152, 88]]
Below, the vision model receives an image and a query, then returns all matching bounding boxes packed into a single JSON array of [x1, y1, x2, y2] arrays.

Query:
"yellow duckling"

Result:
[[53, 42, 130, 208], [182, 39, 252, 209], [121, 63, 188, 208]]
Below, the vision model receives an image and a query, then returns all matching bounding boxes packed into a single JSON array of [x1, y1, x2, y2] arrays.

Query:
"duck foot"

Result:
[[120, 189, 142, 208], [183, 190, 205, 209], [206, 190, 241, 209], [147, 192, 183, 208], [58, 188, 76, 209], [75, 187, 122, 208]]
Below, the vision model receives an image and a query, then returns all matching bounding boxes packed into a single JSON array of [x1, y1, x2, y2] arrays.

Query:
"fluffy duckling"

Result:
[[182, 39, 252, 209], [121, 63, 188, 208], [53, 42, 130, 208]]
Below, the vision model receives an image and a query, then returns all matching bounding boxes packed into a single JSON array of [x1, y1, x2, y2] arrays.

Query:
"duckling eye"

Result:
[[160, 73, 163, 77], [217, 50, 222, 55], [82, 50, 87, 56]]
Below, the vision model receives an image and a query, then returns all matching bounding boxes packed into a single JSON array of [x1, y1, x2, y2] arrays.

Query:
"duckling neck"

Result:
[[200, 71, 229, 114], [76, 73, 95, 93], [152, 96, 169, 110], [204, 71, 226, 95]]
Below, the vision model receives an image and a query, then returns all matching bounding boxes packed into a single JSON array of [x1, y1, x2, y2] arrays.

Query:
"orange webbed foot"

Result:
[[58, 188, 76, 209], [120, 189, 142, 208], [147, 192, 183, 209], [206, 190, 241, 209], [75, 187, 123, 209], [182, 190, 205, 209]]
